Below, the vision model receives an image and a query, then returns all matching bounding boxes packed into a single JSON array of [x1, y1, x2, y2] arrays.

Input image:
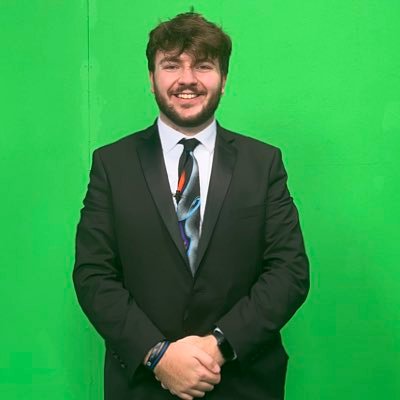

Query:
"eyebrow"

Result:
[[159, 56, 180, 64]]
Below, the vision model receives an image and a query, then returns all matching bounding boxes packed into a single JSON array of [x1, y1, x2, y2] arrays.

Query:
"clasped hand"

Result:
[[154, 335, 224, 399]]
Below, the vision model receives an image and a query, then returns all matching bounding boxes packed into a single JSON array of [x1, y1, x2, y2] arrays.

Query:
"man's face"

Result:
[[150, 51, 226, 131]]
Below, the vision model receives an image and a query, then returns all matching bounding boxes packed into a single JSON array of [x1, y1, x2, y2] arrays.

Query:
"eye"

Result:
[[196, 63, 214, 71], [163, 63, 179, 70]]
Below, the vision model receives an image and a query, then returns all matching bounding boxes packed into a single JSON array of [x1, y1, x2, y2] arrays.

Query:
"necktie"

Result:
[[176, 138, 201, 274]]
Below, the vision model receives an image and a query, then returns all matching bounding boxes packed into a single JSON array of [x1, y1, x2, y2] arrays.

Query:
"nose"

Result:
[[178, 66, 197, 85]]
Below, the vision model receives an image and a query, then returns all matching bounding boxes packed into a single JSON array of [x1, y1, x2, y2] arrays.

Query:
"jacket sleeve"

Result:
[[216, 148, 310, 363], [73, 149, 165, 379]]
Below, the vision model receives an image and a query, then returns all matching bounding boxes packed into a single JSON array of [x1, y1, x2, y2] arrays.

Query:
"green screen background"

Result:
[[1, 1, 399, 398]]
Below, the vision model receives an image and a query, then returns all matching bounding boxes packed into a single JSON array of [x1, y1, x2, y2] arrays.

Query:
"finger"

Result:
[[175, 393, 193, 400], [197, 368, 221, 385], [195, 381, 215, 392], [204, 372, 221, 385], [186, 388, 206, 398], [193, 348, 220, 374], [161, 382, 168, 389]]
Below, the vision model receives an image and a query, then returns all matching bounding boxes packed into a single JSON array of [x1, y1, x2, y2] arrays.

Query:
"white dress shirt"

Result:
[[157, 117, 216, 228]]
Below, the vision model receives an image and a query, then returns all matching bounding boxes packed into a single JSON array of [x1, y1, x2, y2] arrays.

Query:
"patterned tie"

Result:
[[176, 138, 201, 274]]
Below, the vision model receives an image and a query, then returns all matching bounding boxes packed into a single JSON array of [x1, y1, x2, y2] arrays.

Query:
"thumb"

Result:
[[193, 347, 220, 374]]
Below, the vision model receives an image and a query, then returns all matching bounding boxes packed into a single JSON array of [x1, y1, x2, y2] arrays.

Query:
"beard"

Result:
[[153, 83, 223, 128]]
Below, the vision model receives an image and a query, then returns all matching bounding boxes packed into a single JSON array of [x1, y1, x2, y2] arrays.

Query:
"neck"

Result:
[[159, 113, 214, 136]]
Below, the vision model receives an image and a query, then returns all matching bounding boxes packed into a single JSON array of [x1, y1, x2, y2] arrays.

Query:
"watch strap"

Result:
[[212, 327, 236, 361]]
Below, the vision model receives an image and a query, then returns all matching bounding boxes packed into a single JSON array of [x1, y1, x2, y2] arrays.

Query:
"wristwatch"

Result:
[[211, 327, 236, 361]]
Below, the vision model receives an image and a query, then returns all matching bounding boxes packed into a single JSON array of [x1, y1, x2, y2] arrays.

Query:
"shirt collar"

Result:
[[157, 117, 217, 154]]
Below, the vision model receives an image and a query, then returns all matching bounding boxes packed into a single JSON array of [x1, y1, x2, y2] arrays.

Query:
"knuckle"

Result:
[[199, 371, 207, 380], [190, 378, 198, 387]]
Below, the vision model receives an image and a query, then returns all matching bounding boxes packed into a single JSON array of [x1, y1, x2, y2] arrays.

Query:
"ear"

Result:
[[221, 75, 227, 95], [149, 71, 155, 93]]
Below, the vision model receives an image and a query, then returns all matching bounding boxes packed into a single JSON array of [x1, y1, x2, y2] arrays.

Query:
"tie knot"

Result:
[[179, 138, 200, 153]]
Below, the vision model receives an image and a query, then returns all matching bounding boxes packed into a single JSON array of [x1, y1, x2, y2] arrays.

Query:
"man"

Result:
[[73, 11, 309, 400]]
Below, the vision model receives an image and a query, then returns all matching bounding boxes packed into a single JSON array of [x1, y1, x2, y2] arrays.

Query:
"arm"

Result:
[[73, 149, 165, 378], [214, 148, 309, 363]]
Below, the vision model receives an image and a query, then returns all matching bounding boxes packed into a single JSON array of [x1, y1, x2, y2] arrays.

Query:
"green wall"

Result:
[[1, 1, 399, 398]]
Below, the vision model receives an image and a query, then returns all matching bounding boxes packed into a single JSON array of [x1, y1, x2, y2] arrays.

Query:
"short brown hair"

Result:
[[146, 12, 232, 76]]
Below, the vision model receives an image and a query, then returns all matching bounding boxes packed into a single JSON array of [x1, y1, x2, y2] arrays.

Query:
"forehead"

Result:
[[154, 50, 217, 65]]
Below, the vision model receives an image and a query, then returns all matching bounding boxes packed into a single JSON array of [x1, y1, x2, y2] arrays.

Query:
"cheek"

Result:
[[156, 79, 176, 95], [204, 77, 224, 93]]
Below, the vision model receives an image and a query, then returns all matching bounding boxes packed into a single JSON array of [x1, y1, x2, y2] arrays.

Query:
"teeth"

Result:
[[176, 93, 198, 99]]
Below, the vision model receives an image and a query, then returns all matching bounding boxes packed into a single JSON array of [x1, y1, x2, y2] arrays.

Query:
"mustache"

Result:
[[169, 86, 206, 95]]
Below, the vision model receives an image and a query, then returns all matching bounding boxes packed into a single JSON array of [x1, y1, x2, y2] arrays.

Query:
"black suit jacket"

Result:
[[73, 123, 309, 400]]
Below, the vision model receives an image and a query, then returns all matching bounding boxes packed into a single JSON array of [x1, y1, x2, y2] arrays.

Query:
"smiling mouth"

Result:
[[174, 92, 203, 99]]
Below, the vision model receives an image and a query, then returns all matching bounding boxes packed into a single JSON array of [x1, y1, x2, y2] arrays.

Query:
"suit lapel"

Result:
[[136, 125, 190, 270], [194, 125, 237, 273]]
